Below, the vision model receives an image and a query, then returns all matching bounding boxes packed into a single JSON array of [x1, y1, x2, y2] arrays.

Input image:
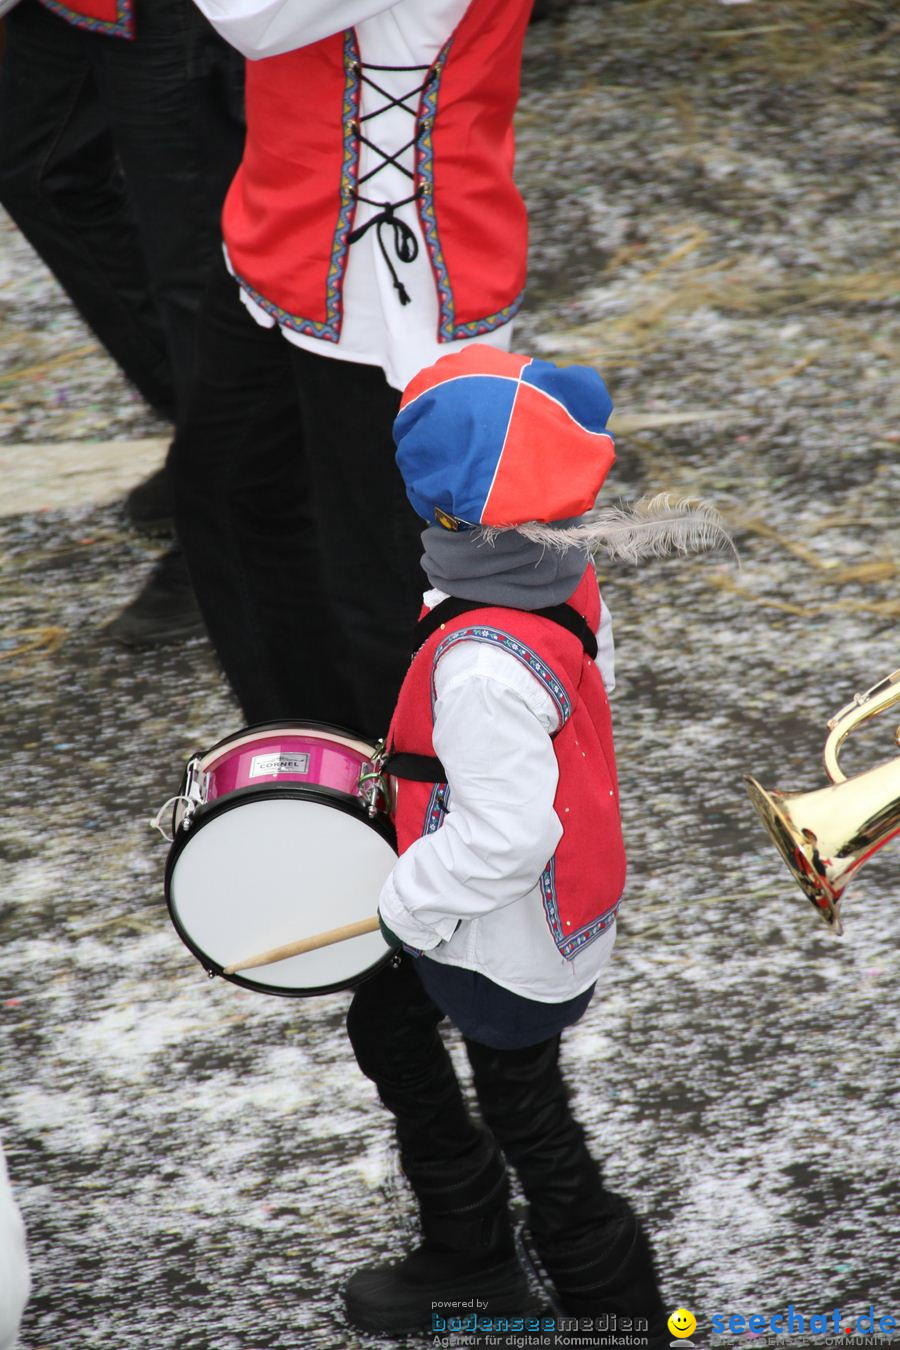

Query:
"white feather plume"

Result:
[[479, 494, 735, 564]]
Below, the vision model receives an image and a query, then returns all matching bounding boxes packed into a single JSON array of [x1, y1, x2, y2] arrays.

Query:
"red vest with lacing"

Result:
[[387, 569, 626, 960], [222, 0, 531, 345], [37, 0, 134, 38]]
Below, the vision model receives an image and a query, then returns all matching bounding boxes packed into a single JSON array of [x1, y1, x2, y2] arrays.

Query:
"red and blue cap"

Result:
[[394, 345, 615, 530]]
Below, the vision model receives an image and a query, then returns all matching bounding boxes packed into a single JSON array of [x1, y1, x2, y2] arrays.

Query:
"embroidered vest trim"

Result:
[[230, 31, 361, 344], [37, 0, 134, 38]]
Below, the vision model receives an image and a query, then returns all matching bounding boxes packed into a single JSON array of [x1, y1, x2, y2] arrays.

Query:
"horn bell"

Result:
[[745, 756, 900, 937]]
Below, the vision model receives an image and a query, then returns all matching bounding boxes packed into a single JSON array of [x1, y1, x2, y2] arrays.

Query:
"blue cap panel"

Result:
[[522, 359, 613, 433], [394, 375, 519, 524]]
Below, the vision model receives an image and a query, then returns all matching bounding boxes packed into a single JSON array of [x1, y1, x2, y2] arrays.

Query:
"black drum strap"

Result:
[[413, 595, 598, 660], [385, 596, 597, 785], [383, 749, 447, 782]]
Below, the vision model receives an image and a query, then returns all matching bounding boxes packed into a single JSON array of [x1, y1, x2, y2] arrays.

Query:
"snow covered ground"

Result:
[[1, 3, 898, 1347]]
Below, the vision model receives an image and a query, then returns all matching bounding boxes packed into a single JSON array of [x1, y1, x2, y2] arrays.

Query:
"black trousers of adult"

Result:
[[346, 954, 614, 1252], [169, 260, 426, 739], [0, 0, 245, 418]]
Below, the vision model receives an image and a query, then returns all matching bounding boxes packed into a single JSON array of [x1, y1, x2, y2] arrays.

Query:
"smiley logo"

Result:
[[667, 1307, 697, 1339]]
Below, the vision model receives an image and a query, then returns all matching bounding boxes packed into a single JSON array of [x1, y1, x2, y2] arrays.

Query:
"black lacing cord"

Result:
[[359, 69, 426, 129], [348, 193, 421, 305], [357, 133, 418, 187], [346, 61, 433, 305]]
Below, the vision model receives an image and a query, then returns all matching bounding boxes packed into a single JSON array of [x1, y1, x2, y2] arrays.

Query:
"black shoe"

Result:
[[125, 466, 173, 534], [345, 1228, 529, 1333], [345, 1142, 529, 1333], [106, 547, 206, 647], [533, 1198, 667, 1348]]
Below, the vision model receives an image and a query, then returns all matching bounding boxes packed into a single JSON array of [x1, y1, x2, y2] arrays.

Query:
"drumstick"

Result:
[[223, 916, 381, 974]]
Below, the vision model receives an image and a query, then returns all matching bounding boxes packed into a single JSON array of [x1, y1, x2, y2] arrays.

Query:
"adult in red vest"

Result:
[[167, 0, 532, 738], [343, 345, 675, 1337], [0, 0, 244, 640]]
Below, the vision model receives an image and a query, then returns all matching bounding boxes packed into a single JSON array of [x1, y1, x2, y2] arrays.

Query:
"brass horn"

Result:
[[745, 670, 900, 936]]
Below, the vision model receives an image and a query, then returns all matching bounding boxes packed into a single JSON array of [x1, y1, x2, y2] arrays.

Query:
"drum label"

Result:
[[249, 752, 311, 778]]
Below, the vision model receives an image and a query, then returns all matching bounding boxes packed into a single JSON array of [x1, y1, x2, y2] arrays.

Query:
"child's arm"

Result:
[[379, 649, 563, 951]]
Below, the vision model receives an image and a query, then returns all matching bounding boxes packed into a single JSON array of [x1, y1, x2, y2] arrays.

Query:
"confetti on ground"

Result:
[[1, 3, 898, 1348]]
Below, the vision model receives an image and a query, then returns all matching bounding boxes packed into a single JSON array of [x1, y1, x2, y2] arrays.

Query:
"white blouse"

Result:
[[196, 0, 515, 390]]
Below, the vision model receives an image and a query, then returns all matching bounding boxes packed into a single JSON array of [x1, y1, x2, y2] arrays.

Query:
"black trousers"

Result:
[[169, 260, 425, 739], [346, 954, 613, 1251], [0, 0, 244, 417]]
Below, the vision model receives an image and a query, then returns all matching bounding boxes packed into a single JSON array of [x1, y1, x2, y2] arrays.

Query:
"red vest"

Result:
[[223, 0, 531, 344], [38, 0, 134, 38], [387, 569, 626, 959]]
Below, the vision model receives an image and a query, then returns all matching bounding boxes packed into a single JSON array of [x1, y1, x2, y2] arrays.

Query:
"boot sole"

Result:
[[126, 515, 175, 537], [345, 1263, 530, 1333], [104, 617, 207, 648]]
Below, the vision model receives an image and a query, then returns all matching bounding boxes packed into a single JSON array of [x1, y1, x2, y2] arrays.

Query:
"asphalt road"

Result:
[[1, 4, 898, 1348]]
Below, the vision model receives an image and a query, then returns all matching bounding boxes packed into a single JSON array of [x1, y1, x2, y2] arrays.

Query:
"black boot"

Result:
[[465, 1039, 668, 1347], [534, 1195, 668, 1349], [124, 466, 173, 534], [344, 1142, 529, 1333], [105, 546, 206, 646]]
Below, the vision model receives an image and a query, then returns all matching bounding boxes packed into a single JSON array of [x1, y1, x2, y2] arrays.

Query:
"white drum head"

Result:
[[167, 794, 395, 994]]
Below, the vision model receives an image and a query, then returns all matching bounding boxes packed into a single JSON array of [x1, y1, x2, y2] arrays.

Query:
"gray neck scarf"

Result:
[[420, 524, 590, 610]]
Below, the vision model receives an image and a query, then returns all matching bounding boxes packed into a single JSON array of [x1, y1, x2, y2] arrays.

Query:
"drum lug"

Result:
[[180, 756, 210, 831], [153, 757, 210, 840], [358, 739, 390, 818]]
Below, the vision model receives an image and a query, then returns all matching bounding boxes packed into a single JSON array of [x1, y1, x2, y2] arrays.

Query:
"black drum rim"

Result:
[[164, 785, 396, 998]]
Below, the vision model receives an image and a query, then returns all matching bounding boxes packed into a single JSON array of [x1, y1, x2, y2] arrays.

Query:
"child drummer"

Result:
[[344, 345, 725, 1344]]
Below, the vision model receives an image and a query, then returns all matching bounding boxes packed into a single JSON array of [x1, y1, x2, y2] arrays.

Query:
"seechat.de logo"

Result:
[[668, 1306, 698, 1343]]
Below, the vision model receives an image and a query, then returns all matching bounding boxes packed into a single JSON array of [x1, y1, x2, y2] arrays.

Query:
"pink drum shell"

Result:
[[201, 727, 374, 805]]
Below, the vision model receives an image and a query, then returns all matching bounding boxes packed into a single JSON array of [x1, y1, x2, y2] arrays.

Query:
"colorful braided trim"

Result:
[[448, 291, 525, 340], [431, 627, 572, 726], [540, 858, 620, 959], [230, 31, 360, 343], [415, 40, 523, 342], [324, 31, 363, 340], [422, 782, 451, 837], [415, 41, 455, 340], [38, 0, 133, 37]]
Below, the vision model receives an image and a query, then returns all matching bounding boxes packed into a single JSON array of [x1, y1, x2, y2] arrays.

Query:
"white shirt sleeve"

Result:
[[379, 652, 563, 950], [596, 592, 615, 693], [192, 0, 402, 59]]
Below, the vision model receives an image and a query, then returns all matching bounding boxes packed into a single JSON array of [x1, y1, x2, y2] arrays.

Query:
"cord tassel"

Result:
[[349, 197, 419, 306]]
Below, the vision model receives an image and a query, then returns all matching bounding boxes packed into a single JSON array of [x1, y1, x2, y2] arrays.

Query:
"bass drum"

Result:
[[164, 722, 394, 996]]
